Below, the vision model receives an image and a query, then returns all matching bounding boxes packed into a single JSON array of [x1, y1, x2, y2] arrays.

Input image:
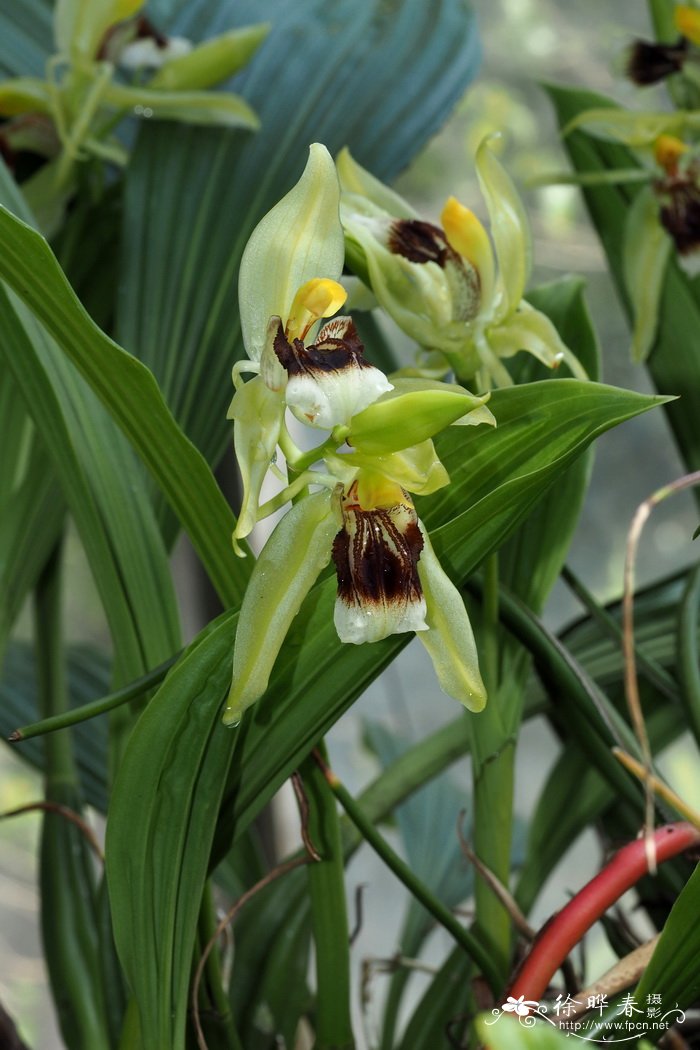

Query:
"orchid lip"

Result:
[[332, 483, 428, 644], [273, 316, 393, 428]]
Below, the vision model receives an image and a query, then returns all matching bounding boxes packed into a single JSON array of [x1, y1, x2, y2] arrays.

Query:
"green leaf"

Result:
[[397, 946, 472, 1050], [515, 702, 686, 916], [0, 0, 52, 78], [499, 276, 600, 615], [633, 864, 700, 1029], [365, 722, 474, 1050], [422, 379, 665, 572], [0, 641, 110, 813], [476, 1014, 571, 1050], [117, 0, 482, 474], [106, 612, 237, 1050], [0, 197, 247, 609], [0, 166, 180, 700]]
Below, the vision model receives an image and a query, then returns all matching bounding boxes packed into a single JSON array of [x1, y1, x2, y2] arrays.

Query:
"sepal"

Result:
[[238, 143, 345, 361], [228, 375, 284, 552], [147, 24, 270, 90], [415, 523, 487, 711], [347, 378, 491, 454], [623, 185, 672, 362], [336, 146, 416, 219], [55, 0, 144, 61], [329, 439, 450, 496], [488, 300, 588, 379], [475, 137, 531, 321], [224, 490, 339, 724]]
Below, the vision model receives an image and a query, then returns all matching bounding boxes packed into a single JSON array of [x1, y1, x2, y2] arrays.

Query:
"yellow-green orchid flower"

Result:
[[0, 0, 266, 232], [224, 144, 493, 724], [337, 140, 584, 391]]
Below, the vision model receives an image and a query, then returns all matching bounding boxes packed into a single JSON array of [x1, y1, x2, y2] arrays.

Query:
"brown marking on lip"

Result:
[[332, 487, 424, 610], [625, 38, 687, 86], [655, 173, 700, 254], [388, 219, 453, 266], [274, 317, 375, 376]]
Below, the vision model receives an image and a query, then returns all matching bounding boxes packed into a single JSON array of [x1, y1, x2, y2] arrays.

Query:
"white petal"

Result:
[[287, 364, 391, 429], [334, 592, 427, 643], [332, 489, 428, 644]]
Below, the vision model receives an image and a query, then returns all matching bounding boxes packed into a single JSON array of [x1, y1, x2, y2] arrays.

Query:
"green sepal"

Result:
[[328, 438, 450, 496], [238, 143, 344, 361], [623, 184, 672, 362], [336, 145, 416, 218], [562, 106, 694, 145], [416, 521, 486, 712], [475, 136, 532, 320], [0, 77, 53, 117], [101, 81, 259, 130], [148, 24, 270, 92], [347, 379, 492, 454], [224, 489, 340, 724], [488, 300, 588, 379], [228, 374, 283, 551]]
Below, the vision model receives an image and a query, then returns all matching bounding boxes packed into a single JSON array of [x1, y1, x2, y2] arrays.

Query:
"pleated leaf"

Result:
[[0, 167, 180, 701], [0, 641, 110, 814], [0, 195, 246, 609]]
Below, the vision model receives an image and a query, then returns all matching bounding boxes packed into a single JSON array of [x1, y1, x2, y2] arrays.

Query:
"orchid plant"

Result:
[[225, 144, 493, 723]]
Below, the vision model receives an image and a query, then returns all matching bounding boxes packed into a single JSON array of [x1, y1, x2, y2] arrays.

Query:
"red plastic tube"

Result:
[[507, 822, 700, 1004]]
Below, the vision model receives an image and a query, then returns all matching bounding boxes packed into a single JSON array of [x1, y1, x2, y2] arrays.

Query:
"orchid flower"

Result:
[[0, 0, 266, 232], [337, 140, 584, 391], [224, 144, 493, 725]]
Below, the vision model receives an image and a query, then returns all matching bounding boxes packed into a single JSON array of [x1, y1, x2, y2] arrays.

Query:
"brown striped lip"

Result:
[[332, 483, 428, 644]]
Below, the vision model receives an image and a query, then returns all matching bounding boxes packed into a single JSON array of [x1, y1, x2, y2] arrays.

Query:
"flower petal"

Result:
[[147, 24, 269, 89], [475, 137, 532, 321], [623, 184, 673, 362], [228, 374, 283, 552], [337, 146, 417, 219], [487, 300, 587, 379], [415, 522, 486, 711], [348, 378, 490, 454], [238, 143, 344, 361], [332, 485, 428, 644], [55, 0, 145, 60], [224, 490, 339, 724], [329, 439, 450, 496], [441, 195, 496, 309]]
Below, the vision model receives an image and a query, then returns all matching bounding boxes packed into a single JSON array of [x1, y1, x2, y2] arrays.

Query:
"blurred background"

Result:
[[2, 1, 699, 1046]]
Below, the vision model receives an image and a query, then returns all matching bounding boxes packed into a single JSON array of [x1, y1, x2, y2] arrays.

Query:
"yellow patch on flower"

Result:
[[654, 133, 688, 173], [286, 278, 347, 341], [440, 196, 495, 309], [675, 4, 700, 46]]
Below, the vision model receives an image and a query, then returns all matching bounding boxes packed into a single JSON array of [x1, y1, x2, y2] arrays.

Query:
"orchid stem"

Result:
[[470, 552, 514, 985], [301, 745, 355, 1049], [315, 750, 501, 993]]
